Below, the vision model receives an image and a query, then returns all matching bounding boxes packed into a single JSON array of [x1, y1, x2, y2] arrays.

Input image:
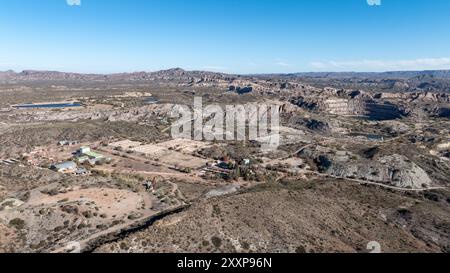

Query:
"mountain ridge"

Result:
[[2, 68, 450, 80]]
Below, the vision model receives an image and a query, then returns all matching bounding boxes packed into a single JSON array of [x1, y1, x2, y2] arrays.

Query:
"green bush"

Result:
[[9, 218, 26, 230], [211, 236, 222, 248]]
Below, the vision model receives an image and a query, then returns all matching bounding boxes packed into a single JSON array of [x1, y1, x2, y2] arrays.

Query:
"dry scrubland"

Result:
[[0, 69, 449, 252], [95, 180, 450, 253]]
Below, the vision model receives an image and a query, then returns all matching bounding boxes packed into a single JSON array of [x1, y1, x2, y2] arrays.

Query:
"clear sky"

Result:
[[1, 0, 450, 74]]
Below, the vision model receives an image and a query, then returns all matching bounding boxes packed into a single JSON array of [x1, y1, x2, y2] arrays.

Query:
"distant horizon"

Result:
[[2, 67, 450, 76]]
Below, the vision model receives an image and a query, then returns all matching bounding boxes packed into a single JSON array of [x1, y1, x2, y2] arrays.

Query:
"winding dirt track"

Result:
[[51, 180, 184, 253], [52, 204, 188, 253]]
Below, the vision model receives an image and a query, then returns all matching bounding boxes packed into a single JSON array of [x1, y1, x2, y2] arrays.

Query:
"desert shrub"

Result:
[[9, 218, 26, 230], [211, 236, 222, 248], [54, 226, 64, 232], [295, 246, 307, 253], [212, 204, 221, 216], [42, 188, 59, 196], [61, 205, 79, 214], [127, 213, 141, 220], [242, 242, 250, 250], [120, 242, 128, 250], [82, 210, 93, 218]]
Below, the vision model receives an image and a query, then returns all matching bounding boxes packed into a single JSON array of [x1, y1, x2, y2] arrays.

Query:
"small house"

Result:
[[77, 147, 91, 155], [74, 146, 108, 165], [76, 156, 90, 164], [51, 161, 77, 173]]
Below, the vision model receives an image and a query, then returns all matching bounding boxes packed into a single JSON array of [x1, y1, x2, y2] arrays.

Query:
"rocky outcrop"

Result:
[[299, 147, 433, 189], [228, 85, 253, 94], [328, 154, 432, 189], [6, 104, 175, 123], [290, 96, 320, 111], [325, 98, 404, 120], [325, 99, 366, 116], [287, 116, 331, 133], [291, 96, 404, 120], [437, 108, 450, 119]]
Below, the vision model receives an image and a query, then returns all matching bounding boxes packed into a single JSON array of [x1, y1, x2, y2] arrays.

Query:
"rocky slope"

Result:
[[94, 180, 450, 253], [299, 146, 435, 189]]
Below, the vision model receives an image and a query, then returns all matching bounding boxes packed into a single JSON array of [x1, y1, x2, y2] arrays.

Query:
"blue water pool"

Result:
[[144, 97, 159, 104], [13, 103, 82, 109]]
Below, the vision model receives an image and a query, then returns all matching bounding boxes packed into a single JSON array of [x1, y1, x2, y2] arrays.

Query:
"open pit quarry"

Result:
[[324, 98, 403, 120]]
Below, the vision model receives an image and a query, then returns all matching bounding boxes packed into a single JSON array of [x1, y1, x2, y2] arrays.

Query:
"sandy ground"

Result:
[[0, 223, 17, 252], [86, 104, 114, 110], [26, 188, 150, 217], [102, 140, 210, 170], [131, 139, 211, 156], [109, 140, 143, 150], [155, 139, 212, 153]]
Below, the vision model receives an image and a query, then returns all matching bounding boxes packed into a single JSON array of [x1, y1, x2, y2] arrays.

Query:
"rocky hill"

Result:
[[0, 68, 233, 83]]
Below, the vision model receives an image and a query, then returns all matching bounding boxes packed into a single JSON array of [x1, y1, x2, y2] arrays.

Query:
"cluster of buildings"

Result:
[[74, 146, 109, 166], [202, 156, 251, 178], [204, 156, 234, 174], [50, 146, 111, 176]]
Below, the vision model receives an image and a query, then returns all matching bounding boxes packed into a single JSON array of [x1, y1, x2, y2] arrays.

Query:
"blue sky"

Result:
[[1, 0, 450, 74]]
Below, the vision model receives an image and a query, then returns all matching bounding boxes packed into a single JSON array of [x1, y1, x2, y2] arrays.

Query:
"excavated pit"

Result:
[[324, 98, 403, 121]]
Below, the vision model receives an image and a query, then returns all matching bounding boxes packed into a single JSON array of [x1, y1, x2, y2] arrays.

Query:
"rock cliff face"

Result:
[[325, 99, 403, 120], [328, 154, 432, 189], [299, 147, 432, 189], [291, 97, 404, 120], [5, 104, 175, 123], [325, 99, 365, 115]]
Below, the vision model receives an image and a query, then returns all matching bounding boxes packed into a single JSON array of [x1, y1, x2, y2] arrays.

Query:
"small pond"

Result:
[[13, 102, 82, 109]]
